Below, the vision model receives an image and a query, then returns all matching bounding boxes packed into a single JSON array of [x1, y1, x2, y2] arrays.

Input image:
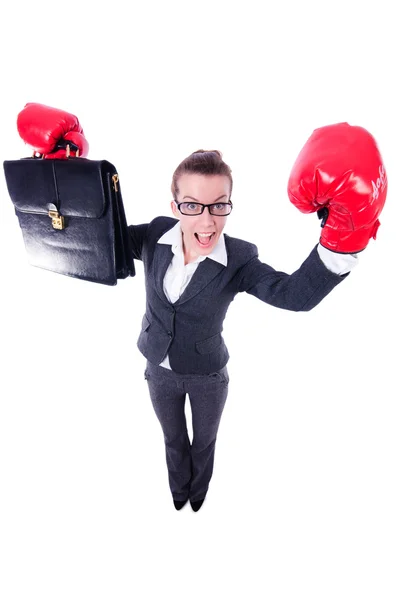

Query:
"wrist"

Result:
[[320, 219, 381, 253], [317, 243, 360, 275]]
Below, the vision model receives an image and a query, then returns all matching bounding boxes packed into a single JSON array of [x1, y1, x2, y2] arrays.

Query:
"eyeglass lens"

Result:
[[179, 202, 232, 216]]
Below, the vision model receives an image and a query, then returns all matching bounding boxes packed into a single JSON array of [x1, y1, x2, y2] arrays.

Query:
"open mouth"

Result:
[[194, 232, 215, 247]]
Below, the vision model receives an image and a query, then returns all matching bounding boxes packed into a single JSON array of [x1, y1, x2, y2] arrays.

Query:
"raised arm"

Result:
[[128, 224, 150, 261], [238, 244, 347, 312]]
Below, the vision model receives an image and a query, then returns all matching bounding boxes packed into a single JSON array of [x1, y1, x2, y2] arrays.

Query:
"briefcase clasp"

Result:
[[112, 174, 119, 192], [48, 210, 65, 230]]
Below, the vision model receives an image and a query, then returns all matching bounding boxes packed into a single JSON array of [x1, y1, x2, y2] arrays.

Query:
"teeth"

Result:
[[197, 233, 213, 237]]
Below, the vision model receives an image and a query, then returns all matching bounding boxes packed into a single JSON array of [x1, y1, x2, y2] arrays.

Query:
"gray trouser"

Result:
[[144, 360, 229, 502]]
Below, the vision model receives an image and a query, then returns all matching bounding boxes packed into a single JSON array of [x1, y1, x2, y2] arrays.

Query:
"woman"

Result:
[[15, 105, 386, 512], [127, 146, 366, 512]]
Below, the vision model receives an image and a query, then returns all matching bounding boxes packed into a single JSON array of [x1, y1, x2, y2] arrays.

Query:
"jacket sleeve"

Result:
[[238, 244, 349, 312], [128, 224, 149, 261]]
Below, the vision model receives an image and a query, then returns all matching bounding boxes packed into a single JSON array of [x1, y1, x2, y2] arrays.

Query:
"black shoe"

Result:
[[173, 499, 188, 510], [190, 498, 205, 512]]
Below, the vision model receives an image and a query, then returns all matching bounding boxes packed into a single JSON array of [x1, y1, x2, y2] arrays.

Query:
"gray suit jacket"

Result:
[[128, 216, 348, 374]]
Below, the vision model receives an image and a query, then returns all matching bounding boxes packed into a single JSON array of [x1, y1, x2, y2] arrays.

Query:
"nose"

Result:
[[199, 205, 216, 225]]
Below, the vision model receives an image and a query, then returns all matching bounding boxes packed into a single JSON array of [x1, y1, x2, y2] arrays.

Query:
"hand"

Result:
[[17, 102, 89, 158], [287, 122, 387, 253]]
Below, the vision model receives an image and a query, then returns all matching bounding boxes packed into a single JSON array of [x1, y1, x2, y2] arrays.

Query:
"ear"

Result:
[[170, 200, 179, 218]]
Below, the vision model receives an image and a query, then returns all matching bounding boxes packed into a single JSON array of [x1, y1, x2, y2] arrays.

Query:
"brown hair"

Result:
[[171, 149, 233, 201]]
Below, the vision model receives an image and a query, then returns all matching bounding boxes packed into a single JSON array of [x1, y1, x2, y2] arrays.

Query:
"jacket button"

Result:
[[167, 331, 173, 337]]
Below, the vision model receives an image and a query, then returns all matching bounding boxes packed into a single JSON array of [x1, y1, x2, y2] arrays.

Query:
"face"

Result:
[[170, 173, 231, 259]]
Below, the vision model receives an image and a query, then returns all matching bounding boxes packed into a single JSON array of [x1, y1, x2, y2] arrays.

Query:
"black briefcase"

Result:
[[3, 157, 136, 285]]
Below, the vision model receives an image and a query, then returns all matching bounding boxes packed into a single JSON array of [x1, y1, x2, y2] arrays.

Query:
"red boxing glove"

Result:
[[287, 122, 387, 253], [17, 102, 89, 159]]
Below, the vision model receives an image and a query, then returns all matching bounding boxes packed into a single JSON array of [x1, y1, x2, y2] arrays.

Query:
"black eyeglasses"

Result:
[[174, 201, 233, 216]]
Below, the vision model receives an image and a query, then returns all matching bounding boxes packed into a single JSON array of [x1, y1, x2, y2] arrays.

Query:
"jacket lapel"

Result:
[[154, 244, 174, 305], [153, 243, 224, 306], [175, 259, 224, 305]]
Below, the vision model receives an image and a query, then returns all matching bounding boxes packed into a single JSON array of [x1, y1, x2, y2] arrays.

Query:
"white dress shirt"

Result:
[[156, 221, 358, 370]]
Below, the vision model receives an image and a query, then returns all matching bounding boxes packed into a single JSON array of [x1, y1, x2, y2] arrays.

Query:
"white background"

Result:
[[0, 1, 396, 599]]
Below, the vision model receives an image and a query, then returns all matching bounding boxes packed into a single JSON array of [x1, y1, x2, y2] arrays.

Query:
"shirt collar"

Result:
[[157, 220, 228, 266]]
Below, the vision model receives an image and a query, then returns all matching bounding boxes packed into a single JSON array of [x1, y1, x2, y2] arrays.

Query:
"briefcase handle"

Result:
[[32, 142, 81, 159]]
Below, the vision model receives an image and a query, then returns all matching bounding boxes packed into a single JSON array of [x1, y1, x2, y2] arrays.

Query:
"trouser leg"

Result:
[[186, 367, 229, 502], [144, 364, 192, 501]]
